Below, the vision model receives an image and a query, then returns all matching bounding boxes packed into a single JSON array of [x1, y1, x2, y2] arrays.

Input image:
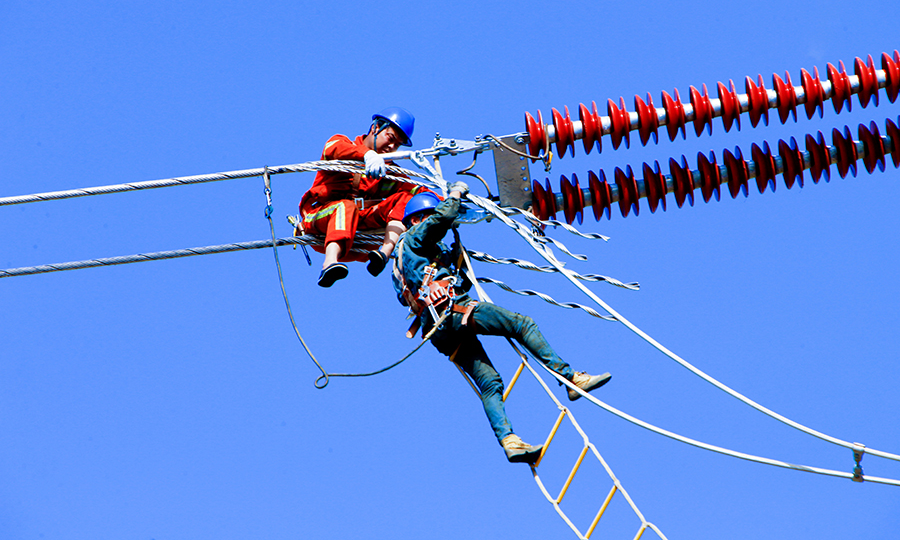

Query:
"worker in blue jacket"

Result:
[[391, 183, 611, 464]]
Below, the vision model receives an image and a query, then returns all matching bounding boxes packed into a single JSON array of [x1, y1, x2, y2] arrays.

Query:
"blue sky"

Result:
[[2, 1, 899, 539]]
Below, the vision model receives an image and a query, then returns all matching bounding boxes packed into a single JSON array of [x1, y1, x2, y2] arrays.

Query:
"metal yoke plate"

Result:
[[492, 135, 533, 210]]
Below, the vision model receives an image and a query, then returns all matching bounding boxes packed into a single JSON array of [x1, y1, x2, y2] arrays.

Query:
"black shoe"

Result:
[[501, 434, 543, 464], [366, 250, 388, 276], [317, 263, 348, 288], [567, 372, 611, 401]]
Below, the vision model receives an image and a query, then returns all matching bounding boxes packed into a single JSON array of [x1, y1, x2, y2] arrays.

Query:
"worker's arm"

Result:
[[321, 134, 368, 161], [414, 182, 468, 245]]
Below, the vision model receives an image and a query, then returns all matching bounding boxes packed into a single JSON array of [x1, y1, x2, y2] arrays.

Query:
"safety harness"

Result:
[[393, 229, 477, 338]]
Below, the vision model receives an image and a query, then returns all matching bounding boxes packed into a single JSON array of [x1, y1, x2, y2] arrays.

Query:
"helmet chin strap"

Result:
[[371, 119, 390, 152]]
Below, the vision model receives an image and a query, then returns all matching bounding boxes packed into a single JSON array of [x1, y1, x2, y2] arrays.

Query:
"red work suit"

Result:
[[299, 134, 426, 262]]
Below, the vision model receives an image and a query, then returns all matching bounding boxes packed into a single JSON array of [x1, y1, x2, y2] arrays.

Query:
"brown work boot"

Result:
[[567, 371, 611, 401], [501, 434, 543, 464]]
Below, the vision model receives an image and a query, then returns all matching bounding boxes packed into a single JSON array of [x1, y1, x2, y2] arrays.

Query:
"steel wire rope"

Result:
[[0, 235, 380, 278], [0, 160, 430, 206], [483, 133, 553, 172]]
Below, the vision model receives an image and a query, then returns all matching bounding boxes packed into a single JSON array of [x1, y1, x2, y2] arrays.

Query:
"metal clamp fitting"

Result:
[[851, 442, 866, 482]]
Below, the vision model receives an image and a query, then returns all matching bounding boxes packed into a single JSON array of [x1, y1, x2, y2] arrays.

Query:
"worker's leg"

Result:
[[379, 219, 405, 257], [358, 192, 411, 275], [469, 302, 576, 381], [451, 336, 514, 443], [302, 200, 360, 265]]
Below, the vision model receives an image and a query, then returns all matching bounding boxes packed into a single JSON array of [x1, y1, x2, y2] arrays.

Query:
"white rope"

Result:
[[459, 190, 900, 466], [459, 246, 669, 538], [538, 360, 900, 486]]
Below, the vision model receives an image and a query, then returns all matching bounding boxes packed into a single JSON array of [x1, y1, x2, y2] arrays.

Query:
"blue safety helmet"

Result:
[[402, 191, 441, 226], [373, 107, 415, 147]]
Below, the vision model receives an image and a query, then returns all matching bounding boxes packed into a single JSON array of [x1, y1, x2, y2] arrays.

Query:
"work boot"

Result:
[[567, 371, 611, 401], [366, 250, 388, 276], [501, 434, 543, 464]]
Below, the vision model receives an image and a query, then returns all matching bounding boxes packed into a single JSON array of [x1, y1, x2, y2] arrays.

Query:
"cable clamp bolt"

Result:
[[263, 166, 274, 218], [851, 442, 866, 482]]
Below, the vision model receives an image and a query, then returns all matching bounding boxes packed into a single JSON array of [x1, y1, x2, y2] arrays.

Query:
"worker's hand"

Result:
[[364, 150, 387, 179], [448, 181, 469, 197]]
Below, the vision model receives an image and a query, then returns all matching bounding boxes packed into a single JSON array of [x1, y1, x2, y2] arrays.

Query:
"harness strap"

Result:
[[451, 300, 478, 327], [351, 172, 362, 198]]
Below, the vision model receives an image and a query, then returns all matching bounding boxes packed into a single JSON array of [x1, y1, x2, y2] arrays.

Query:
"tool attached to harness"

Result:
[[394, 225, 477, 339], [419, 264, 453, 321]]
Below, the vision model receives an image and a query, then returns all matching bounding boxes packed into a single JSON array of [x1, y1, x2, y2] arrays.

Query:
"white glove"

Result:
[[448, 181, 469, 197], [364, 150, 387, 179]]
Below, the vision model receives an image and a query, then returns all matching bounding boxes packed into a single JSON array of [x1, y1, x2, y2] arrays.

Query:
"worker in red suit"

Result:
[[299, 107, 429, 287]]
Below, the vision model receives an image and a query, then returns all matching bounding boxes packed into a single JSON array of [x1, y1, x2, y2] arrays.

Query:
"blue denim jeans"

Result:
[[429, 299, 575, 443]]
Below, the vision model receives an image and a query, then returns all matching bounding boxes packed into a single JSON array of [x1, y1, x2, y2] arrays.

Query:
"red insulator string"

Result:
[[528, 117, 900, 223], [523, 50, 900, 160]]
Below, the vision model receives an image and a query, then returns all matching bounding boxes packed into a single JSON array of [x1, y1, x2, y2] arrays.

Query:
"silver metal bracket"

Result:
[[491, 134, 532, 210]]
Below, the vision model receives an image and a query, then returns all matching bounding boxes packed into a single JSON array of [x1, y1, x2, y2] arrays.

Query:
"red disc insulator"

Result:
[[745, 75, 770, 128], [886, 117, 900, 168], [588, 169, 612, 221], [697, 151, 721, 203], [614, 165, 639, 217], [690, 84, 713, 137], [525, 110, 547, 161], [778, 137, 804, 189], [858, 122, 886, 174], [607, 97, 631, 150], [552, 106, 576, 158], [662, 89, 686, 141], [827, 61, 852, 114], [723, 147, 749, 198], [634, 93, 659, 146], [669, 156, 694, 208], [717, 80, 742, 132], [642, 160, 667, 213], [832, 126, 858, 178], [801, 66, 825, 119], [751, 142, 776, 193], [579, 101, 602, 155], [854, 55, 879, 108], [772, 71, 798, 124], [806, 131, 830, 183], [882, 51, 900, 103], [531, 178, 557, 221], [560, 173, 585, 225]]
